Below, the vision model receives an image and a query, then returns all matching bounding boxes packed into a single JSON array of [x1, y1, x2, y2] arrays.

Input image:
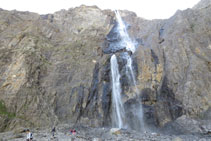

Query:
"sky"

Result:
[[1, 0, 201, 19]]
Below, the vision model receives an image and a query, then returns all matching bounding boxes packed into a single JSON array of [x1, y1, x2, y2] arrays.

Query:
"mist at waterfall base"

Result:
[[110, 11, 145, 131]]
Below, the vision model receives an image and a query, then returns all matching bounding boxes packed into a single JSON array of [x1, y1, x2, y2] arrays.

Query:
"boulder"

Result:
[[110, 128, 121, 135]]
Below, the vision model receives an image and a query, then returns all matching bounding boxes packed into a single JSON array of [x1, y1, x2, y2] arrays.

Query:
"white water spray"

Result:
[[114, 10, 145, 131], [114, 10, 136, 53], [125, 54, 138, 91], [110, 54, 125, 128], [125, 53, 145, 131]]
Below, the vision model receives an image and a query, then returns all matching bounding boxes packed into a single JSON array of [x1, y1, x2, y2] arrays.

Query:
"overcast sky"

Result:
[[1, 0, 201, 19]]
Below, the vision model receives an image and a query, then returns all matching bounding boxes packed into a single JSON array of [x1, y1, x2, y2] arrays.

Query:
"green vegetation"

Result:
[[190, 23, 195, 32], [0, 101, 16, 119]]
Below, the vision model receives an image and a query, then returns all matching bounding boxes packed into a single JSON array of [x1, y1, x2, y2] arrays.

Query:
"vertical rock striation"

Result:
[[0, 0, 210, 133]]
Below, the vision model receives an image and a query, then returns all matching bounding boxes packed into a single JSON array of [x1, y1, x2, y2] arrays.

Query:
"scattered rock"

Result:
[[0, 125, 209, 141], [110, 128, 121, 135], [173, 137, 183, 141], [92, 138, 102, 141]]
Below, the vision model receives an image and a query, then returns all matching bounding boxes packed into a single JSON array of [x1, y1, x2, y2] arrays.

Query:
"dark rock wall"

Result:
[[0, 1, 210, 132]]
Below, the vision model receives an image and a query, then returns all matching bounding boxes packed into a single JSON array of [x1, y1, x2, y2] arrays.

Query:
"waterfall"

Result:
[[125, 53, 138, 92], [109, 10, 144, 131], [110, 54, 125, 128], [125, 53, 145, 131], [114, 10, 136, 53]]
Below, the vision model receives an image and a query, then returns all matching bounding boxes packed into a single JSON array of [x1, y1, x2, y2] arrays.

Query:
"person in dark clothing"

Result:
[[52, 127, 56, 138]]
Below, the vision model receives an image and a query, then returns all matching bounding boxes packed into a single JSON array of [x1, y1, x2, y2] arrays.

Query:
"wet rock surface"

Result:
[[0, 0, 210, 137]]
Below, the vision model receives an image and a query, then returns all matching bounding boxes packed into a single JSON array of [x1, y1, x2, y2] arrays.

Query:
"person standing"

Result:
[[52, 127, 56, 138], [26, 129, 33, 141]]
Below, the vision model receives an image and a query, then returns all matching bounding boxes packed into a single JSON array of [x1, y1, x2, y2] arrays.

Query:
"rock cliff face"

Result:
[[0, 0, 210, 133]]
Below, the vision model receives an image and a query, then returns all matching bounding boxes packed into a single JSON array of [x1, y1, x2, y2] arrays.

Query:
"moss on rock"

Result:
[[0, 101, 16, 119]]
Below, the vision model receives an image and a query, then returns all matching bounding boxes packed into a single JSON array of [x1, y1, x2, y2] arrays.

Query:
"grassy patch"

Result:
[[0, 101, 16, 119]]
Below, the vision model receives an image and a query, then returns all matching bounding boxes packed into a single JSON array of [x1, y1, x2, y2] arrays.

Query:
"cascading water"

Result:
[[125, 53, 138, 91], [110, 54, 125, 128], [114, 10, 136, 53], [110, 10, 145, 131], [125, 53, 145, 131]]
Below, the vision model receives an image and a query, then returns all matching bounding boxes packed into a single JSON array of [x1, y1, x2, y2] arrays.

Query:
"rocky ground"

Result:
[[0, 124, 210, 141]]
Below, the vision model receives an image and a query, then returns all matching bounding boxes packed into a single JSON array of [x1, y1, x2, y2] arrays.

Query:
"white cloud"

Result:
[[1, 0, 200, 19]]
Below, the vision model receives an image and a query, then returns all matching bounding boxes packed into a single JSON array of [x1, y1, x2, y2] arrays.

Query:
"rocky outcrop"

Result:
[[194, 0, 211, 9], [0, 0, 210, 133], [0, 6, 114, 131]]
